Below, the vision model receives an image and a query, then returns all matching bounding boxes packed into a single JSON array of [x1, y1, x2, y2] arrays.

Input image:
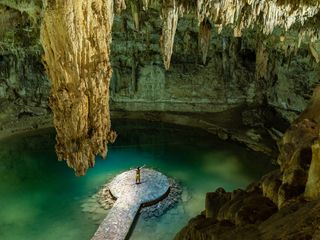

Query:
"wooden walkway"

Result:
[[91, 168, 170, 240]]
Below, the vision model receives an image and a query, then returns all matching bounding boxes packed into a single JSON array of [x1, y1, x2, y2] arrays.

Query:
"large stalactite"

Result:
[[37, 0, 320, 176], [40, 0, 116, 176]]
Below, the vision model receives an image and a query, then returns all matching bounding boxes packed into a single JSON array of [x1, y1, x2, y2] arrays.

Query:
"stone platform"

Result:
[[91, 168, 170, 240]]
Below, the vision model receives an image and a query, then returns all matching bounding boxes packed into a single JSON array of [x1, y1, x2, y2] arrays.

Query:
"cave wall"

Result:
[[1, 1, 320, 236], [0, 1, 319, 131], [0, 53, 49, 126], [0, 3, 49, 128], [109, 7, 320, 123], [0, 52, 49, 106]]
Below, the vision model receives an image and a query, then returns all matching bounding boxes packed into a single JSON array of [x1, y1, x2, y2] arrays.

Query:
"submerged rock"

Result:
[[138, 178, 183, 219]]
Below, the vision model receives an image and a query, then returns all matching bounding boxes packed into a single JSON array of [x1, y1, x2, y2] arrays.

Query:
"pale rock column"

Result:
[[40, 0, 116, 176]]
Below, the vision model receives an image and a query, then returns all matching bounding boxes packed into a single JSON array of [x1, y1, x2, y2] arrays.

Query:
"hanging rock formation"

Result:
[[1, 0, 320, 176], [160, 0, 180, 70], [196, 0, 320, 35], [156, 0, 320, 70], [114, 0, 126, 13], [40, 0, 116, 176], [198, 19, 211, 65]]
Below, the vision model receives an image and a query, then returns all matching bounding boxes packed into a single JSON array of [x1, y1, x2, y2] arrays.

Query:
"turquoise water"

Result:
[[0, 120, 274, 240]]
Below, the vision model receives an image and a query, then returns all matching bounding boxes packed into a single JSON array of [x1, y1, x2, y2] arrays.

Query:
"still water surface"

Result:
[[0, 120, 274, 240]]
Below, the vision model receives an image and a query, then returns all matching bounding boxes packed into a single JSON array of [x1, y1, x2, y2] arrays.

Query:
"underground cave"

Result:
[[1, 0, 320, 240]]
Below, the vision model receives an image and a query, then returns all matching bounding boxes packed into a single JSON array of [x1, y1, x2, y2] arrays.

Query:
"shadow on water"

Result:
[[0, 120, 275, 240]]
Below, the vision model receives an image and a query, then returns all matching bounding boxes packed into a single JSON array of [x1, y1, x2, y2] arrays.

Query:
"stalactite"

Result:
[[256, 43, 269, 81], [160, 0, 179, 70], [156, 0, 320, 70], [142, 0, 150, 10], [40, 0, 116, 176], [159, 0, 320, 70], [130, 0, 140, 30], [198, 19, 211, 65], [114, 0, 126, 13], [309, 43, 320, 63], [196, 0, 320, 38], [36, 0, 320, 176]]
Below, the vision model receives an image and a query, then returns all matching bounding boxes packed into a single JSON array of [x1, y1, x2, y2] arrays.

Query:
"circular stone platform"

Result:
[[92, 168, 170, 240], [109, 168, 170, 204]]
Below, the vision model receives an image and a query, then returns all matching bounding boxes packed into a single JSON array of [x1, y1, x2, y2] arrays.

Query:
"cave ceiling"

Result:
[[0, 0, 320, 175]]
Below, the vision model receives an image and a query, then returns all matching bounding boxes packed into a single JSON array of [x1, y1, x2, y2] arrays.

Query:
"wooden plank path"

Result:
[[91, 168, 170, 240]]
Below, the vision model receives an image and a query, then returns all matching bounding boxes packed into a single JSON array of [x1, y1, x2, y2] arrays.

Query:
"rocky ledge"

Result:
[[0, 107, 280, 157], [175, 87, 320, 239], [175, 186, 320, 240], [83, 174, 182, 221]]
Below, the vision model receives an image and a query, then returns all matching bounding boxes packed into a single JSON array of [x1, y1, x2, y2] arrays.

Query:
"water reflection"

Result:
[[0, 120, 274, 240]]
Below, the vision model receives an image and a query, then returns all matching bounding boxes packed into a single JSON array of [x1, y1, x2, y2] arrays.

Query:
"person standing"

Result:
[[135, 167, 141, 184], [135, 165, 145, 184]]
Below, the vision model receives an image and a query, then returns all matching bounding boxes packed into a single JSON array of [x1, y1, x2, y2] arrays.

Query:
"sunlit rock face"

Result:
[[40, 0, 116, 176]]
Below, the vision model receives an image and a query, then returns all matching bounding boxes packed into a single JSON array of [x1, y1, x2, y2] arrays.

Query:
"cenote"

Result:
[[0, 120, 274, 240]]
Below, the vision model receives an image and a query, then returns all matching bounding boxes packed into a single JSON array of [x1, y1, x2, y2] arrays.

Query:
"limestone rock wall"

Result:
[[277, 86, 320, 202], [0, 53, 49, 111], [1, 1, 320, 236], [0, 2, 50, 129], [110, 7, 320, 125], [175, 86, 320, 239], [0, 0, 320, 170]]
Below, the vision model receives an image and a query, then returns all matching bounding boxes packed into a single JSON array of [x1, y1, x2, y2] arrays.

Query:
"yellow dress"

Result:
[[136, 169, 141, 182]]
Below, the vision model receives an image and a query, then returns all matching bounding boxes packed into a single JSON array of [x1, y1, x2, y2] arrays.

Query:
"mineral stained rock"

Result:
[[158, 0, 320, 69], [299, 86, 320, 200], [40, 0, 116, 176], [196, 0, 320, 36], [3, 0, 320, 176], [160, 0, 180, 70], [114, 0, 126, 13], [273, 86, 320, 206]]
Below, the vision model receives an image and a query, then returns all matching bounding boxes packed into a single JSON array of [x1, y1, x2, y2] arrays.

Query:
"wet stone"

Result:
[[91, 168, 171, 240]]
